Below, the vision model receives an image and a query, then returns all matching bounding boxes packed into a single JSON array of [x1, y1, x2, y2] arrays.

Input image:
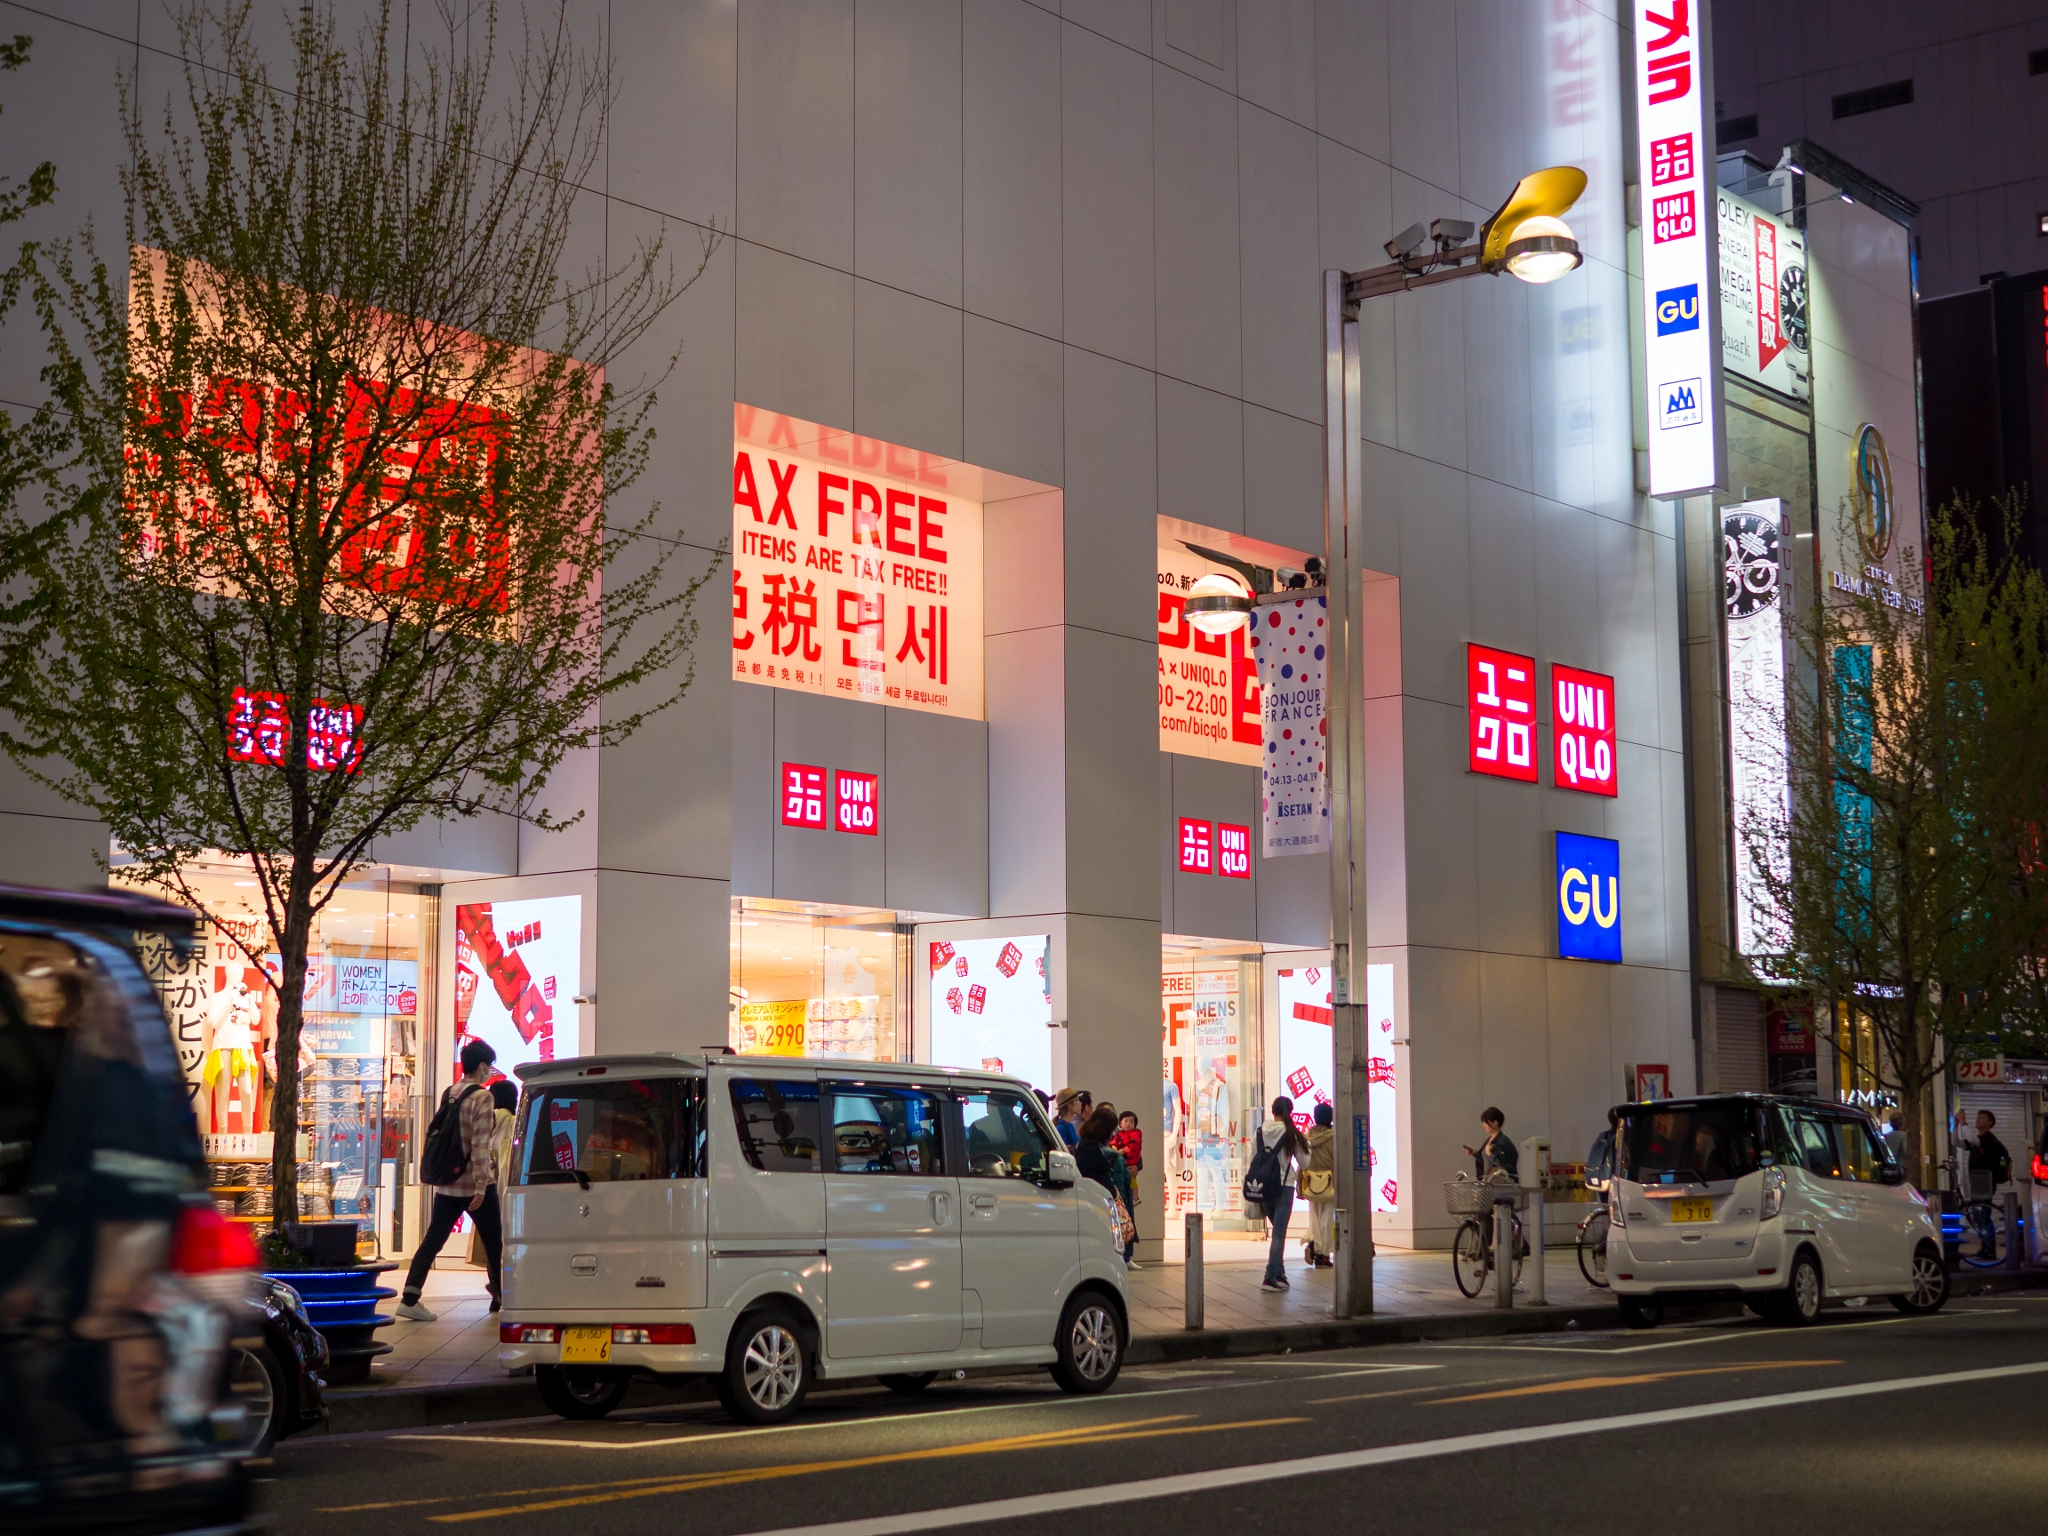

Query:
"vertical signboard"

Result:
[[1633, 0, 1720, 496], [1724, 497, 1791, 956], [1273, 960, 1398, 1214], [1251, 596, 1330, 857], [1550, 664, 1618, 796], [1555, 833, 1623, 963], [1717, 188, 1809, 400], [1467, 643, 1539, 782], [454, 895, 581, 1069]]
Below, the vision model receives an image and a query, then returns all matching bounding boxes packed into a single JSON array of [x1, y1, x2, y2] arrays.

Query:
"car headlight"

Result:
[[1761, 1166, 1785, 1220]]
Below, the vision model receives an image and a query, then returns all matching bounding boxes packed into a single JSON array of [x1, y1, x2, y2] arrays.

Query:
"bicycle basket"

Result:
[[1444, 1179, 1526, 1215]]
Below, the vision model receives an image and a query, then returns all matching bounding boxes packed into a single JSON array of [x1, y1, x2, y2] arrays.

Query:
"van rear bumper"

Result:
[[499, 1313, 729, 1374], [1608, 1232, 1787, 1294]]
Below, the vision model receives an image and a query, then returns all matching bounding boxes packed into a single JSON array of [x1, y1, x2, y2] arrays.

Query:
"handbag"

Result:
[[1110, 1193, 1135, 1249], [1300, 1168, 1335, 1200]]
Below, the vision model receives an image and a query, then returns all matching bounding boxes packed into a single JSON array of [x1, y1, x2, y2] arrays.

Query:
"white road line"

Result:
[[1448, 1307, 2017, 1355], [721, 1359, 2048, 1536]]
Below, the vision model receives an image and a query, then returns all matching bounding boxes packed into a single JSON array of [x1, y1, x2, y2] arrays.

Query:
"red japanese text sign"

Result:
[[1177, 818, 1213, 874], [226, 687, 363, 774], [1467, 644, 1537, 781], [732, 407, 983, 719], [1552, 664, 1617, 796], [834, 771, 880, 835], [779, 763, 827, 829]]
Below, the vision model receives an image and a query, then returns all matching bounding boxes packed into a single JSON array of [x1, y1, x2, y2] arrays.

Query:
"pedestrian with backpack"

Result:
[[396, 1039, 504, 1320], [1245, 1096, 1309, 1291]]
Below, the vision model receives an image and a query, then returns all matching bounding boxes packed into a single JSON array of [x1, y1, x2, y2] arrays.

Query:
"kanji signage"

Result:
[[1556, 832, 1622, 963], [1177, 818, 1213, 874], [1467, 643, 1538, 782], [1551, 664, 1617, 796], [1158, 532, 1262, 765], [779, 763, 827, 829], [1632, 0, 1720, 496], [732, 407, 984, 719], [834, 770, 879, 835], [1717, 187, 1809, 400], [226, 687, 363, 774]]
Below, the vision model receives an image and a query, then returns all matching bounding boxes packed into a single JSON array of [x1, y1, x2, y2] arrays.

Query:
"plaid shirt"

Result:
[[430, 1081, 499, 1199]]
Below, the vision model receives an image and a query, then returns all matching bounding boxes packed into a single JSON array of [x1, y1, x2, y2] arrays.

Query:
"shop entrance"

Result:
[[1161, 938, 1262, 1234]]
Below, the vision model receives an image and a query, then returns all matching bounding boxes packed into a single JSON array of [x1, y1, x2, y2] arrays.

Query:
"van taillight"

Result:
[[501, 1325, 559, 1344], [173, 1204, 258, 1274], [613, 1325, 695, 1345], [2033, 1154, 2048, 1184]]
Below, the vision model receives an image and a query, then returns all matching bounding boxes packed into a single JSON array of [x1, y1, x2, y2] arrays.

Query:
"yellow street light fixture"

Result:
[[1348, 164, 1589, 301]]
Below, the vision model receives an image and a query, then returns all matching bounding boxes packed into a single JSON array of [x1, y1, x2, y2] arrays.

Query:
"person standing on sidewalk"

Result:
[[1300, 1103, 1336, 1268], [1252, 1097, 1308, 1291], [395, 1040, 503, 1321], [1053, 1087, 1090, 1148]]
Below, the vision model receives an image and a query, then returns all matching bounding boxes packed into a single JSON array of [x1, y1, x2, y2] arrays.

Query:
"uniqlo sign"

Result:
[[732, 406, 984, 719], [1551, 664, 1618, 796], [1632, 0, 1720, 497], [1467, 644, 1537, 782], [1217, 823, 1251, 879], [1177, 818, 1214, 874], [779, 763, 827, 828], [834, 770, 879, 834]]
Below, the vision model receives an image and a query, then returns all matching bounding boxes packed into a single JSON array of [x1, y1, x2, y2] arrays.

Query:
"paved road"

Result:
[[263, 1296, 2048, 1533]]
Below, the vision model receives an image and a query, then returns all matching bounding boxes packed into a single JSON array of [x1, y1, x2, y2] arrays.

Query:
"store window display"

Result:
[[729, 901, 907, 1062], [1162, 942, 1261, 1232]]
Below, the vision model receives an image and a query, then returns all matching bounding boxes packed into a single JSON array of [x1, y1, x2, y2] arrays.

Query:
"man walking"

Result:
[[1967, 1109, 2011, 1258], [394, 1039, 504, 1320]]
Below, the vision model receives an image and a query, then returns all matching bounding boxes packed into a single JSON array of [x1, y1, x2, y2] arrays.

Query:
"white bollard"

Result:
[[1494, 1194, 1515, 1310], [1185, 1212, 1204, 1329]]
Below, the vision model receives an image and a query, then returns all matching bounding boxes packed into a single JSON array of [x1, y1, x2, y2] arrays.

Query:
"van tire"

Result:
[[718, 1307, 812, 1424], [1049, 1289, 1124, 1394], [536, 1366, 630, 1420], [1889, 1243, 1949, 1315], [1617, 1294, 1662, 1330], [1772, 1249, 1825, 1327], [876, 1373, 938, 1395]]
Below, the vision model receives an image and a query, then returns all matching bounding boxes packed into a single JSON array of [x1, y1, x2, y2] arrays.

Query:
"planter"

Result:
[[265, 1263, 396, 1386]]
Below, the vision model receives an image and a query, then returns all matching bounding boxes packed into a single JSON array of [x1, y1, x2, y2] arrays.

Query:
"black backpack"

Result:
[[1242, 1125, 1289, 1210], [420, 1083, 481, 1186]]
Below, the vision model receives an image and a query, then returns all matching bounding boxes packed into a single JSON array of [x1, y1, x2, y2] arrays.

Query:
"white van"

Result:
[[496, 1054, 1129, 1423], [1607, 1094, 1947, 1328]]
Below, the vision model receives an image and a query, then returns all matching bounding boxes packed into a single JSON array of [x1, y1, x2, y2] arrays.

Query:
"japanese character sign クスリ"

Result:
[[732, 408, 983, 719], [1467, 643, 1538, 782]]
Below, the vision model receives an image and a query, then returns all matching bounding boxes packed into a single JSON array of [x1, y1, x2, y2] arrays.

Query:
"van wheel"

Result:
[[718, 1308, 811, 1424], [1774, 1250, 1825, 1327], [536, 1366, 630, 1420], [1617, 1294, 1663, 1330], [877, 1372, 938, 1395], [1050, 1290, 1124, 1394], [1890, 1244, 1949, 1315]]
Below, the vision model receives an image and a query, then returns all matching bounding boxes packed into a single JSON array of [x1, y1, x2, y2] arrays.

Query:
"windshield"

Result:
[[1618, 1103, 1763, 1185]]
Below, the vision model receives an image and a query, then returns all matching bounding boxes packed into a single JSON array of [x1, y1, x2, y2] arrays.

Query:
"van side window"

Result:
[[1831, 1117, 1882, 1182], [520, 1078, 695, 1183], [730, 1079, 822, 1173], [1790, 1111, 1840, 1177], [826, 1087, 946, 1176], [958, 1090, 1054, 1180]]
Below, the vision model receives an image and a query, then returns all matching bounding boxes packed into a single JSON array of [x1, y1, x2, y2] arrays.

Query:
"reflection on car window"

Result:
[[730, 1079, 822, 1173], [1791, 1112, 1840, 1177], [827, 1087, 945, 1176], [960, 1091, 1054, 1180], [1831, 1117, 1881, 1183], [1620, 1104, 1762, 1183], [521, 1079, 694, 1183]]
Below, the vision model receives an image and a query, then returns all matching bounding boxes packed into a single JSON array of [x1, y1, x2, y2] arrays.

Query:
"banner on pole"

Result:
[[1250, 595, 1329, 857]]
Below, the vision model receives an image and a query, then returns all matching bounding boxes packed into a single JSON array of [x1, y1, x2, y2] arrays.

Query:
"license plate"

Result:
[[561, 1326, 610, 1364], [1669, 1197, 1715, 1223]]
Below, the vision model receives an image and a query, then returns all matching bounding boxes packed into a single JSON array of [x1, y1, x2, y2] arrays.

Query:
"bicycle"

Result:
[[1943, 1158, 2007, 1268], [1446, 1174, 1526, 1299], [1575, 1178, 1611, 1288]]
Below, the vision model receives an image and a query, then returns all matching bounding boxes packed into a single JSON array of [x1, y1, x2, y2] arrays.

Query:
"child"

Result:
[[1111, 1110, 1144, 1175]]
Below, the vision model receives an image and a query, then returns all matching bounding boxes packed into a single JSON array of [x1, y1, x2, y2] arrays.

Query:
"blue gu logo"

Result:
[[1654, 283, 1700, 335], [1556, 831, 1621, 963]]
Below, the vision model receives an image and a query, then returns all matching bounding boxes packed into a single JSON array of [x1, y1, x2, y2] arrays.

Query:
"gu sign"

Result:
[[1556, 832, 1622, 963], [1633, 0, 1720, 496]]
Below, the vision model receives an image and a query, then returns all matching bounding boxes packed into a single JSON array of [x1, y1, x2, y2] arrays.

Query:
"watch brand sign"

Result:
[[1556, 832, 1622, 963], [1633, 0, 1720, 496], [1725, 498, 1790, 956], [1717, 188, 1809, 400], [732, 408, 984, 719], [1467, 644, 1618, 796]]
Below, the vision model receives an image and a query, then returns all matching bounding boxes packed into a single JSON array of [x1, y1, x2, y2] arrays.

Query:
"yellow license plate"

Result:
[[1669, 1197, 1715, 1223], [561, 1326, 611, 1364]]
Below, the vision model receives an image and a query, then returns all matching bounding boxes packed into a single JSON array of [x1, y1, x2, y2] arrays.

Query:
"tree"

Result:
[[0, 1, 718, 1223], [1732, 499, 2048, 1187]]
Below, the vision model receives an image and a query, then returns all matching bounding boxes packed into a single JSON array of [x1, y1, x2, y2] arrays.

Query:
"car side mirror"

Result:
[[1880, 1163, 1905, 1185], [1042, 1149, 1078, 1189]]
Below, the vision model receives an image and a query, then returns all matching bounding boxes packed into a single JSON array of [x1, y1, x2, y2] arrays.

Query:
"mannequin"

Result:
[[199, 980, 263, 1134]]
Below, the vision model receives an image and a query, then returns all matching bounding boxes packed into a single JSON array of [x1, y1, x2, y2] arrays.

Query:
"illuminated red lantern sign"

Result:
[[1177, 818, 1213, 874], [779, 763, 827, 828], [833, 770, 880, 834], [1217, 823, 1252, 879], [1466, 644, 1537, 782], [1552, 663, 1618, 796]]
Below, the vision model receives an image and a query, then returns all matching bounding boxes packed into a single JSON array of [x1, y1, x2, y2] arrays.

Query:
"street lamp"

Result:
[[1319, 166, 1588, 1322]]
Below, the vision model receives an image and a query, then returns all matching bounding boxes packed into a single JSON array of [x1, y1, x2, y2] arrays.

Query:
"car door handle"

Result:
[[931, 1191, 952, 1226], [969, 1193, 997, 1212]]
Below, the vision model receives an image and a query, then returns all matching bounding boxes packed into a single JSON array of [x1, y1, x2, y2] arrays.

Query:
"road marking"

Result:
[[409, 1416, 1308, 1523], [1307, 1370, 1575, 1405], [1455, 1307, 2016, 1354], [708, 1359, 2048, 1536], [1424, 1360, 1838, 1404]]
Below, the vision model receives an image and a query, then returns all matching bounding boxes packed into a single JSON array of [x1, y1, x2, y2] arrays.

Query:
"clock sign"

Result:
[[1724, 508, 1782, 620]]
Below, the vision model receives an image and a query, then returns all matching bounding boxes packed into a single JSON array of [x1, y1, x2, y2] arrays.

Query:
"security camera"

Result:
[[1431, 217, 1476, 245], [1384, 222, 1427, 260]]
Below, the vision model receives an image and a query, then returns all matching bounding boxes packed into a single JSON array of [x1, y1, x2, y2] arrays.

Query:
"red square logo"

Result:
[[1217, 823, 1252, 879], [1177, 818, 1213, 874], [1648, 132, 1693, 188], [1467, 643, 1538, 782], [779, 763, 827, 828], [1650, 190, 1696, 243], [1551, 663, 1618, 797], [833, 770, 880, 834]]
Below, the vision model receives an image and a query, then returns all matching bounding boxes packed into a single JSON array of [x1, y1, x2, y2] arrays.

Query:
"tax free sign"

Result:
[[1633, 0, 1722, 497]]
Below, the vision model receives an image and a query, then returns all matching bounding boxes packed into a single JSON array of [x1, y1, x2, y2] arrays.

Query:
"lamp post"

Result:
[[1320, 167, 1588, 1320]]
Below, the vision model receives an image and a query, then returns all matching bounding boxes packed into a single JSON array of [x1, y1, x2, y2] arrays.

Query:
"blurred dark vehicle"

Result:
[[225, 1275, 327, 1458], [0, 885, 256, 1532]]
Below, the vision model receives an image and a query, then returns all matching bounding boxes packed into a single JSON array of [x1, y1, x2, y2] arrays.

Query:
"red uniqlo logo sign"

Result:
[[1467, 644, 1537, 781], [833, 770, 879, 834], [1177, 818, 1213, 874], [1217, 823, 1251, 879], [1650, 190, 1696, 243], [1647, 132, 1693, 187], [1552, 663, 1618, 797], [779, 763, 827, 828]]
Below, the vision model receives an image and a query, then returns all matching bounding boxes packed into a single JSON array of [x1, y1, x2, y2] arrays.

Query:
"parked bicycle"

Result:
[[1446, 1173, 1526, 1299], [1943, 1156, 2007, 1268], [1576, 1184, 1611, 1288]]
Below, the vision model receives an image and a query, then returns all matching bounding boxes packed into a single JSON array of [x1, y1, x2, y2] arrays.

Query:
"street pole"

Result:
[[1324, 268, 1372, 1319]]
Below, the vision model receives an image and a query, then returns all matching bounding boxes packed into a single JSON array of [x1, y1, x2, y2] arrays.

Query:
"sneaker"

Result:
[[1260, 1279, 1286, 1292], [489, 1295, 502, 1313], [394, 1299, 438, 1322]]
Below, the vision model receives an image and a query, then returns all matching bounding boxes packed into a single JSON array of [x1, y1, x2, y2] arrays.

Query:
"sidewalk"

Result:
[[315, 1239, 1620, 1435]]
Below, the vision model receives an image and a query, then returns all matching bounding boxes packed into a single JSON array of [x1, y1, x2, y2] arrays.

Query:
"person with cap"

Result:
[[1054, 1087, 1090, 1148]]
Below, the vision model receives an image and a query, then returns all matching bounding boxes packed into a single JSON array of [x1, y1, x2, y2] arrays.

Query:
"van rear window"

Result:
[[519, 1078, 699, 1183], [1618, 1103, 1763, 1184], [730, 1079, 822, 1173]]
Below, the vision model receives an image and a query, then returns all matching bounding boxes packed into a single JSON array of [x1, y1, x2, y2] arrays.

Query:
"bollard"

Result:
[[1333, 1208, 1352, 1319], [1494, 1194, 1515, 1310], [2006, 1191, 2024, 1272], [1526, 1182, 1546, 1305], [1184, 1211, 1204, 1329]]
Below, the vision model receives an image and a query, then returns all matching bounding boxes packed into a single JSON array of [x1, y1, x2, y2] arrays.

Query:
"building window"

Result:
[[2029, 47, 2048, 76], [1831, 80, 1913, 120]]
